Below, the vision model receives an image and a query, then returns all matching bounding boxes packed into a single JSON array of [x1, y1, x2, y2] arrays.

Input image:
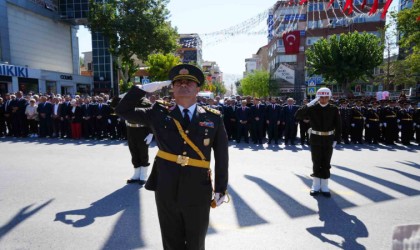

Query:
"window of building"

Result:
[[46, 81, 57, 94], [308, 2, 324, 11], [353, 15, 366, 23], [306, 36, 323, 46], [76, 84, 91, 96], [278, 55, 297, 63], [276, 23, 298, 35], [308, 20, 323, 29]]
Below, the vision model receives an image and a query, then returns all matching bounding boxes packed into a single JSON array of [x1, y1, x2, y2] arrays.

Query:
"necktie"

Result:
[[289, 106, 292, 111], [183, 109, 190, 129], [273, 104, 275, 109]]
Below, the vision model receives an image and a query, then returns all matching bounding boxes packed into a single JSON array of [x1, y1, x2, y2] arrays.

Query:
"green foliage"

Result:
[[393, 1, 420, 75], [87, 0, 178, 86], [306, 31, 384, 95], [240, 70, 270, 97], [119, 79, 133, 94], [145, 53, 181, 81]]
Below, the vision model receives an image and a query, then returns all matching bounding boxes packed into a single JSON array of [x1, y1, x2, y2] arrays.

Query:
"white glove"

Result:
[[333, 141, 337, 147], [380, 123, 383, 127], [414, 123, 417, 127], [417, 125, 420, 128], [383, 123, 387, 127], [144, 133, 153, 145], [107, 119, 111, 124], [139, 80, 171, 93], [307, 97, 320, 107], [366, 124, 369, 128], [351, 123, 355, 127], [397, 119, 400, 123], [398, 125, 402, 129], [214, 193, 226, 206]]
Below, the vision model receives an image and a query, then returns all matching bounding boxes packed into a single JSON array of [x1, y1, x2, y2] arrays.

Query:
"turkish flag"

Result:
[[283, 30, 300, 54]]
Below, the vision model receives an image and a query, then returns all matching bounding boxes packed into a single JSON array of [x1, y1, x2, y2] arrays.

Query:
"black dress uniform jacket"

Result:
[[115, 86, 229, 206], [296, 103, 342, 179]]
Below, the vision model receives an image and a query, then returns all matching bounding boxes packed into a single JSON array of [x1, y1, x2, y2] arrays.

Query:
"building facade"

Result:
[[0, 0, 92, 97], [176, 34, 203, 66], [267, 0, 386, 100]]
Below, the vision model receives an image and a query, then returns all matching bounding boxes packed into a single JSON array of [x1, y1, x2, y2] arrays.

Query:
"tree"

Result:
[[240, 70, 270, 97], [145, 53, 181, 81], [88, 0, 178, 88], [306, 31, 384, 96], [393, 1, 420, 76]]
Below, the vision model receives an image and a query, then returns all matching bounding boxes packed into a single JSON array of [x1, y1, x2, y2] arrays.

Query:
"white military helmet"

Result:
[[316, 87, 332, 97]]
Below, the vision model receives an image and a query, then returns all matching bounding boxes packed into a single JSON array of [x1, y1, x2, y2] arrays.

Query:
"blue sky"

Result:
[[77, 0, 275, 86]]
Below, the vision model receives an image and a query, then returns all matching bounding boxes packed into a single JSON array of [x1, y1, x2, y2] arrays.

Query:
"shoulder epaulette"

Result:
[[203, 106, 221, 115], [156, 100, 174, 109]]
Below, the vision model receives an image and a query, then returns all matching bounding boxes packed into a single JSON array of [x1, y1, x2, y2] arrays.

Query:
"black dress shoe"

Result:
[[139, 180, 146, 185], [310, 190, 319, 196], [127, 179, 140, 184], [321, 191, 331, 198]]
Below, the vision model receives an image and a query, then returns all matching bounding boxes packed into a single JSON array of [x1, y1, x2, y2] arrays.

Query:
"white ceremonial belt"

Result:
[[311, 130, 334, 136], [125, 121, 146, 128]]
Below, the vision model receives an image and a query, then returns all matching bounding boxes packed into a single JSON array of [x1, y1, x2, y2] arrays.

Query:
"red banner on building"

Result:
[[282, 30, 300, 54]]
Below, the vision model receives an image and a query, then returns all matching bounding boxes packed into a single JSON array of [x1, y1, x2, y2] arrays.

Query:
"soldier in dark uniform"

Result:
[[350, 100, 365, 144], [364, 101, 381, 144], [124, 96, 154, 185], [398, 101, 414, 145], [295, 88, 341, 197], [381, 100, 399, 145], [339, 99, 351, 144], [115, 64, 229, 250]]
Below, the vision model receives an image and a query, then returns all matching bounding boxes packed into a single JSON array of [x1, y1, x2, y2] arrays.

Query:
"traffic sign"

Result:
[[307, 87, 316, 95], [142, 78, 150, 84], [308, 80, 316, 87]]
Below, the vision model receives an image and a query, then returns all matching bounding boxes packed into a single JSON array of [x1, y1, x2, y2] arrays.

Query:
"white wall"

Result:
[[7, 4, 73, 74]]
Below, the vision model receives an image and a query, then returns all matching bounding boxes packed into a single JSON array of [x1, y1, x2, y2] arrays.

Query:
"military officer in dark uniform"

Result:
[[398, 101, 414, 145], [364, 101, 381, 144], [115, 64, 229, 250], [295, 88, 341, 197], [381, 100, 399, 145], [339, 99, 351, 144], [350, 100, 365, 144], [124, 96, 154, 184]]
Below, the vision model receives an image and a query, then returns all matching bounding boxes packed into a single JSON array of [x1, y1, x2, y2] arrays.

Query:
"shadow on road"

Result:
[[0, 199, 54, 241], [245, 175, 316, 218], [306, 196, 368, 249], [228, 186, 268, 227], [54, 184, 144, 249], [334, 165, 420, 196]]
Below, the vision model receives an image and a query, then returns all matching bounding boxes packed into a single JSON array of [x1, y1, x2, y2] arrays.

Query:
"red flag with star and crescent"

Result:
[[283, 30, 300, 54]]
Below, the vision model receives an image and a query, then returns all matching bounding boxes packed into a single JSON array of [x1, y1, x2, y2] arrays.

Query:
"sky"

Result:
[[77, 0, 401, 87], [77, 0, 276, 87]]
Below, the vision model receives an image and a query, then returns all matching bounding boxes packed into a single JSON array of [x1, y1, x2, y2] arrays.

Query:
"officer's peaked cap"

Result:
[[169, 64, 205, 87]]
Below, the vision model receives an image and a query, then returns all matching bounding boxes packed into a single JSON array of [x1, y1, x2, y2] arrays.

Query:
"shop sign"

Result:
[[0, 64, 29, 78], [60, 75, 73, 80]]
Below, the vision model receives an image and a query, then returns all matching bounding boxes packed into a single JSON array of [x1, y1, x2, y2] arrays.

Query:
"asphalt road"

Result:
[[0, 137, 419, 250]]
